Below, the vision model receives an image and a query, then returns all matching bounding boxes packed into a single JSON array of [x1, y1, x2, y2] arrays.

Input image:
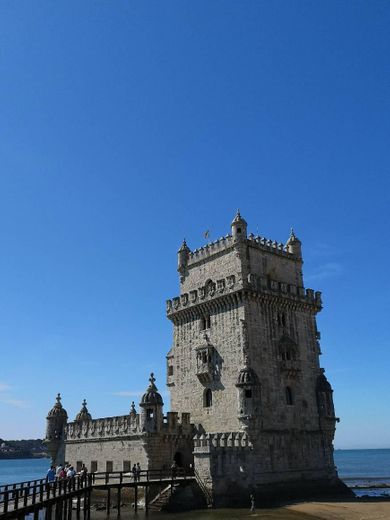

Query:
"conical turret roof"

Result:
[[140, 373, 163, 407], [47, 393, 68, 419], [236, 367, 258, 387], [178, 239, 190, 253], [286, 227, 301, 245], [231, 209, 247, 226], [75, 399, 92, 422]]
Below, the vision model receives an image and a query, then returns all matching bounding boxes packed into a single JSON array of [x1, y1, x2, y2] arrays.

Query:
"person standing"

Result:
[[249, 493, 255, 512], [170, 461, 177, 480], [136, 463, 141, 481], [132, 464, 137, 481], [66, 466, 76, 478], [47, 465, 56, 483]]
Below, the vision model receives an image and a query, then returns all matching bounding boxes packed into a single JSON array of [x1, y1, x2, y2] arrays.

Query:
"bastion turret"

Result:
[[44, 393, 67, 466]]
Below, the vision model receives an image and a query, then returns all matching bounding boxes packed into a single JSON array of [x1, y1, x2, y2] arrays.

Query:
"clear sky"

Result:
[[0, 1, 389, 449]]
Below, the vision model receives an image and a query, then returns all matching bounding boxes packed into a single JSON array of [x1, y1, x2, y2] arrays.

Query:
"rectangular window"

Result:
[[245, 389, 252, 398], [106, 461, 113, 472], [91, 461, 98, 473], [201, 315, 211, 330], [123, 460, 131, 472], [168, 365, 174, 376], [76, 461, 83, 472]]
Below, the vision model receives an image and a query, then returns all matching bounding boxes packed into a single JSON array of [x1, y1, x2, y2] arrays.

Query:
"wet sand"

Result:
[[87, 501, 390, 520], [287, 500, 390, 519]]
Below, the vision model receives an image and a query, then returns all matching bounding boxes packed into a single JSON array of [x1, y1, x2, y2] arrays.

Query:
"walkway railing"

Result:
[[92, 467, 193, 486], [0, 474, 93, 518], [0, 468, 195, 519]]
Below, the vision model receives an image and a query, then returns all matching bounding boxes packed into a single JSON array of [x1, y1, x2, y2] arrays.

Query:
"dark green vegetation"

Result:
[[0, 439, 48, 459]]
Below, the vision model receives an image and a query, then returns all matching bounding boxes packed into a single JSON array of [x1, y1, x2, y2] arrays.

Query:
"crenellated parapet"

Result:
[[65, 411, 193, 442], [167, 273, 322, 320], [193, 431, 252, 453], [187, 235, 234, 265], [66, 414, 139, 441], [183, 232, 298, 270], [247, 233, 295, 258]]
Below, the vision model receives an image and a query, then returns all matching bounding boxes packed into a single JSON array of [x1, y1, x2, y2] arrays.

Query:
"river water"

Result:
[[1, 450, 389, 519]]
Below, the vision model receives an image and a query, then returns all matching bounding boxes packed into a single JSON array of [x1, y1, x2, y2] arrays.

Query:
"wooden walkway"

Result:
[[0, 469, 194, 519]]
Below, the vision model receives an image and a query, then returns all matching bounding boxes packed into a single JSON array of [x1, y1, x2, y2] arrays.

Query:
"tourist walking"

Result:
[[249, 493, 255, 512], [136, 462, 141, 481], [47, 465, 56, 483]]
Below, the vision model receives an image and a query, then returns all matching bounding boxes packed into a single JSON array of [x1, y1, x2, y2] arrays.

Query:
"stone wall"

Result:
[[65, 436, 146, 473]]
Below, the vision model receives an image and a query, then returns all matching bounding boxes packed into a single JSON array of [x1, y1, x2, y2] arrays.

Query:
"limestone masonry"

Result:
[[45, 212, 350, 506]]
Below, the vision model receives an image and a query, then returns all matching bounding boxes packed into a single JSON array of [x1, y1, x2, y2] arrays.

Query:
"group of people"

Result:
[[131, 462, 142, 481], [46, 463, 88, 483]]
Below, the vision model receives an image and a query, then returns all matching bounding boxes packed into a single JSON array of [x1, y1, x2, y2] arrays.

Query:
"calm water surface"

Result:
[[1, 450, 389, 518]]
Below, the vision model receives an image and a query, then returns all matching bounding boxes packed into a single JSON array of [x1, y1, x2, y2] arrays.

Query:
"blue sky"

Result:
[[0, 1, 389, 449]]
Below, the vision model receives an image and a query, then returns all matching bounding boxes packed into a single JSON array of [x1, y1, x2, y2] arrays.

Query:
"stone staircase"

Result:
[[148, 483, 179, 511]]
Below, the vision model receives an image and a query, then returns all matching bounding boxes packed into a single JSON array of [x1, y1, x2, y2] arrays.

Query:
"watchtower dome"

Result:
[[139, 373, 164, 433]]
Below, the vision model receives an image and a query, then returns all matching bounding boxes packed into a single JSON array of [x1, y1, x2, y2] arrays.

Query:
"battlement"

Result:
[[187, 235, 234, 265], [65, 411, 193, 441], [193, 431, 252, 452], [167, 274, 322, 317], [247, 233, 295, 258], [163, 411, 192, 434], [65, 414, 139, 441], [184, 233, 296, 269]]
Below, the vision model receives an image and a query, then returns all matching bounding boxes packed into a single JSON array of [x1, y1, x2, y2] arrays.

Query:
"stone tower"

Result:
[[166, 212, 349, 505], [44, 393, 68, 466]]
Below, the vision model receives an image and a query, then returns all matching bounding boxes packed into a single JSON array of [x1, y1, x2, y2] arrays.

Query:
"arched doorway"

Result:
[[173, 451, 183, 467]]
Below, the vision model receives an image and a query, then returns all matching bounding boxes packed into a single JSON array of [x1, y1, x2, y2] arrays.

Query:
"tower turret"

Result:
[[44, 393, 67, 466], [75, 399, 92, 422], [231, 210, 247, 241], [177, 239, 190, 277], [129, 401, 138, 430], [235, 320, 260, 430], [286, 228, 302, 258], [139, 373, 164, 433]]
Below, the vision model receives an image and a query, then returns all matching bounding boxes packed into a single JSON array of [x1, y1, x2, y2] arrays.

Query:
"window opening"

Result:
[[286, 386, 293, 405], [204, 388, 212, 408]]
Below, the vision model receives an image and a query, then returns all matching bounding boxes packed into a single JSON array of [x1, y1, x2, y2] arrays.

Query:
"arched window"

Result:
[[286, 386, 293, 405], [204, 388, 212, 408]]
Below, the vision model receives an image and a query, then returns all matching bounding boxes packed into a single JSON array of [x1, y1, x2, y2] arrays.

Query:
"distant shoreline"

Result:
[[0, 455, 49, 460]]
